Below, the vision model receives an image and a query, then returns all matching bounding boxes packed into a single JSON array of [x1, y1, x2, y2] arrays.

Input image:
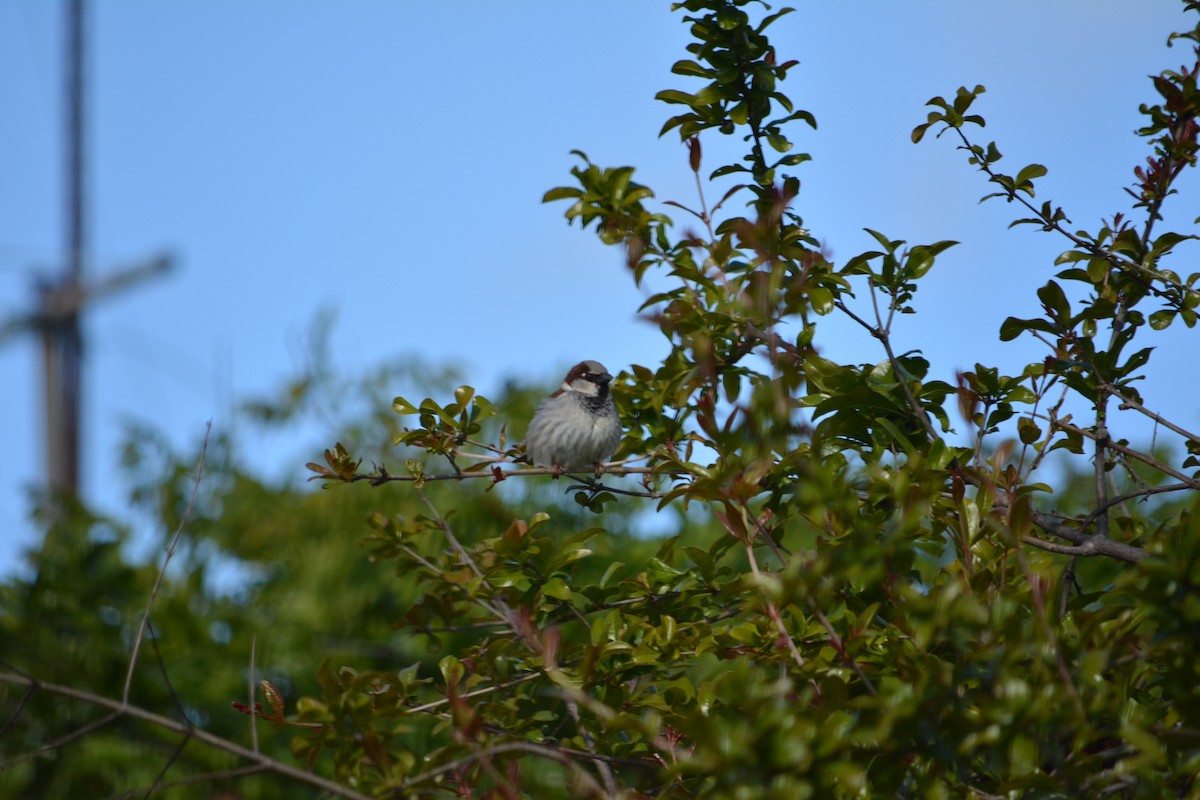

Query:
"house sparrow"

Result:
[[524, 360, 622, 474]]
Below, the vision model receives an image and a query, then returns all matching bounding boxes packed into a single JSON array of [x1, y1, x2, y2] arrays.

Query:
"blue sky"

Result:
[[2, 1, 1195, 576]]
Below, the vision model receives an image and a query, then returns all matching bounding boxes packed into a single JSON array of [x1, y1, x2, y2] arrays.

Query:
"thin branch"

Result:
[[398, 541, 506, 621], [346, 464, 667, 485], [389, 741, 603, 796], [1059, 557, 1079, 618], [742, 540, 806, 671], [566, 697, 619, 798], [124, 422, 211, 703], [835, 296, 940, 442], [0, 683, 34, 738], [1, 709, 121, 769], [1024, 509, 1146, 563], [742, 323, 802, 357], [407, 672, 541, 715], [141, 734, 191, 800], [103, 765, 269, 800], [1093, 405, 1112, 539], [0, 673, 373, 800], [804, 596, 878, 697], [1046, 414, 1200, 487], [1102, 381, 1200, 445], [1079, 481, 1196, 533], [248, 634, 259, 753], [417, 487, 485, 581], [746, 514, 877, 695], [950, 125, 1200, 310]]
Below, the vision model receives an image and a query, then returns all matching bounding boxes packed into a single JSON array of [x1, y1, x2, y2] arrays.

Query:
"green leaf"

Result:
[[808, 286, 834, 315], [438, 655, 465, 687], [655, 89, 697, 106], [542, 186, 582, 203], [541, 577, 573, 602], [1036, 281, 1071, 319], [671, 59, 713, 78], [999, 316, 1055, 341], [1149, 310, 1175, 330]]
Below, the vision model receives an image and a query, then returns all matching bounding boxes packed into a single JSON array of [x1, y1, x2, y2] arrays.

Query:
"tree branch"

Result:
[[1101, 381, 1200, 445], [1047, 414, 1200, 488], [1026, 509, 1146, 563], [0, 673, 373, 800], [124, 422, 210, 703]]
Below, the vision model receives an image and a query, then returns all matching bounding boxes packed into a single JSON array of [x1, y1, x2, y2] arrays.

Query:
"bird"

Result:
[[524, 360, 622, 475]]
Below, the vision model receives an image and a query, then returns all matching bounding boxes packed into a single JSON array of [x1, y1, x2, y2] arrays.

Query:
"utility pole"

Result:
[[45, 0, 86, 496], [0, 0, 172, 513]]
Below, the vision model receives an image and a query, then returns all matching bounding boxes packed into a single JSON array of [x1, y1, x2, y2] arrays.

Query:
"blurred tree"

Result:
[[1, 348, 672, 798], [6, 0, 1200, 798]]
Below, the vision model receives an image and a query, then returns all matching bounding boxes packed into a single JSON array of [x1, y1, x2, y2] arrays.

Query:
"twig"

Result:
[[346, 464, 667, 485], [950, 125, 1200, 311], [745, 514, 877, 695], [566, 697, 619, 797], [804, 597, 878, 697], [248, 634, 259, 753], [389, 741, 604, 796], [1, 709, 121, 769], [0, 683, 34, 738], [743, 545, 806, 668], [141, 734, 190, 800], [835, 297, 940, 442], [408, 672, 541, 715], [1092, 407, 1112, 540], [124, 422, 211, 703], [1101, 381, 1200, 445], [1059, 557, 1080, 618], [411, 489, 687, 762], [0, 673, 373, 800], [1046, 414, 1200, 488], [103, 765, 269, 800], [1078, 481, 1196, 534], [417, 487, 485, 581]]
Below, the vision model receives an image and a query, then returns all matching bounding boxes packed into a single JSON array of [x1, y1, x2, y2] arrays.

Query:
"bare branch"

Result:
[[1, 709, 121, 770], [0, 682, 34, 738], [103, 765, 269, 800], [1026, 509, 1146, 563], [248, 634, 259, 754], [0, 673, 373, 800], [141, 734, 190, 800], [124, 422, 211, 703], [1047, 414, 1200, 488], [1102, 381, 1200, 445], [346, 463, 667, 485]]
